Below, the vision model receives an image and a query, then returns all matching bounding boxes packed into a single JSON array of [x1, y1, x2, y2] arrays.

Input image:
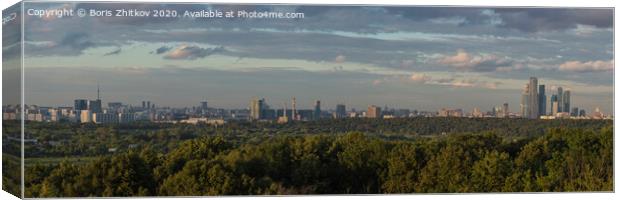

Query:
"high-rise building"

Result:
[[200, 101, 208, 115], [335, 104, 346, 119], [80, 110, 92, 123], [520, 83, 530, 118], [292, 97, 297, 121], [250, 98, 265, 120], [367, 105, 382, 118], [538, 85, 546, 116], [528, 77, 539, 119], [89, 100, 102, 113], [119, 113, 135, 123], [563, 90, 571, 113], [74, 99, 88, 110], [142, 101, 146, 109], [314, 100, 321, 120], [503, 103, 509, 118], [277, 102, 289, 123], [550, 95, 559, 115], [93, 112, 118, 124], [557, 87, 563, 113]]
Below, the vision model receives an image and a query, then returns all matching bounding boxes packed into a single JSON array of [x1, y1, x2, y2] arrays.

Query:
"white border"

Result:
[[0, 0, 617, 200]]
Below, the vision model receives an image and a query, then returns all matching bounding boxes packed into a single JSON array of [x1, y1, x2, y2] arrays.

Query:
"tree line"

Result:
[[24, 125, 613, 197], [20, 117, 613, 158]]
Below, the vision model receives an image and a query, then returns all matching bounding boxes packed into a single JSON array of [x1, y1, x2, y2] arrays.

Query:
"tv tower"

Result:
[[97, 82, 100, 100]]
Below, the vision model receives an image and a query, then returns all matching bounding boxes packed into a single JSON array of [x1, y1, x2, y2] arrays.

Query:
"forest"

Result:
[[0, 118, 614, 197], [17, 117, 614, 157]]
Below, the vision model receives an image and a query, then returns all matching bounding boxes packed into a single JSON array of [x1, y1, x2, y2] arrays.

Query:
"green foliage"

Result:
[[20, 119, 614, 197]]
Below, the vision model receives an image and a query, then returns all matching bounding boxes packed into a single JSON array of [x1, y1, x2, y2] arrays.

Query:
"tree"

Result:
[[470, 150, 513, 192]]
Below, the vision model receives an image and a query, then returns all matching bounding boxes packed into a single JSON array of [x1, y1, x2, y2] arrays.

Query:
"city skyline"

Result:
[[4, 3, 612, 113], [9, 76, 610, 115]]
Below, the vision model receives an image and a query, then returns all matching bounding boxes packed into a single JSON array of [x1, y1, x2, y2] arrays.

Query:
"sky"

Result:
[[6, 2, 614, 113]]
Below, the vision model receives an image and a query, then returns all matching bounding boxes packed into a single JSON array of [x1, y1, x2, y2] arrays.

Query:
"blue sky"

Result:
[[11, 2, 614, 113]]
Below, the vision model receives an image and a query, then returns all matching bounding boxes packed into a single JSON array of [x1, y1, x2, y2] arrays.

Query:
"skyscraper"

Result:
[[557, 87, 563, 113], [550, 94, 558, 115], [367, 105, 382, 118], [89, 84, 103, 113], [520, 83, 530, 118], [335, 104, 346, 119], [89, 100, 102, 113], [201, 101, 208, 110], [250, 98, 265, 120], [314, 100, 321, 120], [291, 97, 297, 121], [528, 77, 539, 119], [503, 103, 509, 118], [200, 101, 208, 115], [74, 99, 88, 111], [552, 101, 559, 116], [563, 90, 571, 113], [538, 85, 546, 116]]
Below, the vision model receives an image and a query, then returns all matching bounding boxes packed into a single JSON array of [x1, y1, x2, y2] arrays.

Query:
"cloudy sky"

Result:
[[11, 2, 614, 113]]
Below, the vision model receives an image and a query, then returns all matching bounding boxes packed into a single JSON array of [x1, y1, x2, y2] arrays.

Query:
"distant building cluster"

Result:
[[1, 77, 612, 124], [519, 77, 607, 120]]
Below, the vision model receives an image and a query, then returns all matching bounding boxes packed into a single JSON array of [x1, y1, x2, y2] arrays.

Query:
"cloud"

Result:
[[558, 60, 613, 72], [433, 78, 500, 89], [385, 7, 612, 33], [59, 32, 96, 51], [448, 79, 476, 87], [103, 48, 121, 56], [373, 73, 499, 90], [154, 46, 172, 54], [334, 54, 347, 63], [409, 73, 431, 83], [400, 60, 415, 68], [437, 49, 514, 72], [494, 8, 613, 32], [163, 45, 226, 60]]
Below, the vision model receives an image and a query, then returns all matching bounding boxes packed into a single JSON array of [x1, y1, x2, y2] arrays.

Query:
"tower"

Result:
[[503, 102, 509, 118], [335, 104, 346, 119], [314, 100, 321, 120], [250, 98, 264, 120], [89, 83, 102, 113], [550, 94, 558, 115], [367, 105, 382, 118], [520, 83, 530, 118], [538, 84, 546, 116], [97, 82, 100, 100], [563, 90, 571, 113], [292, 97, 297, 121], [528, 77, 538, 119], [557, 87, 563, 113]]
